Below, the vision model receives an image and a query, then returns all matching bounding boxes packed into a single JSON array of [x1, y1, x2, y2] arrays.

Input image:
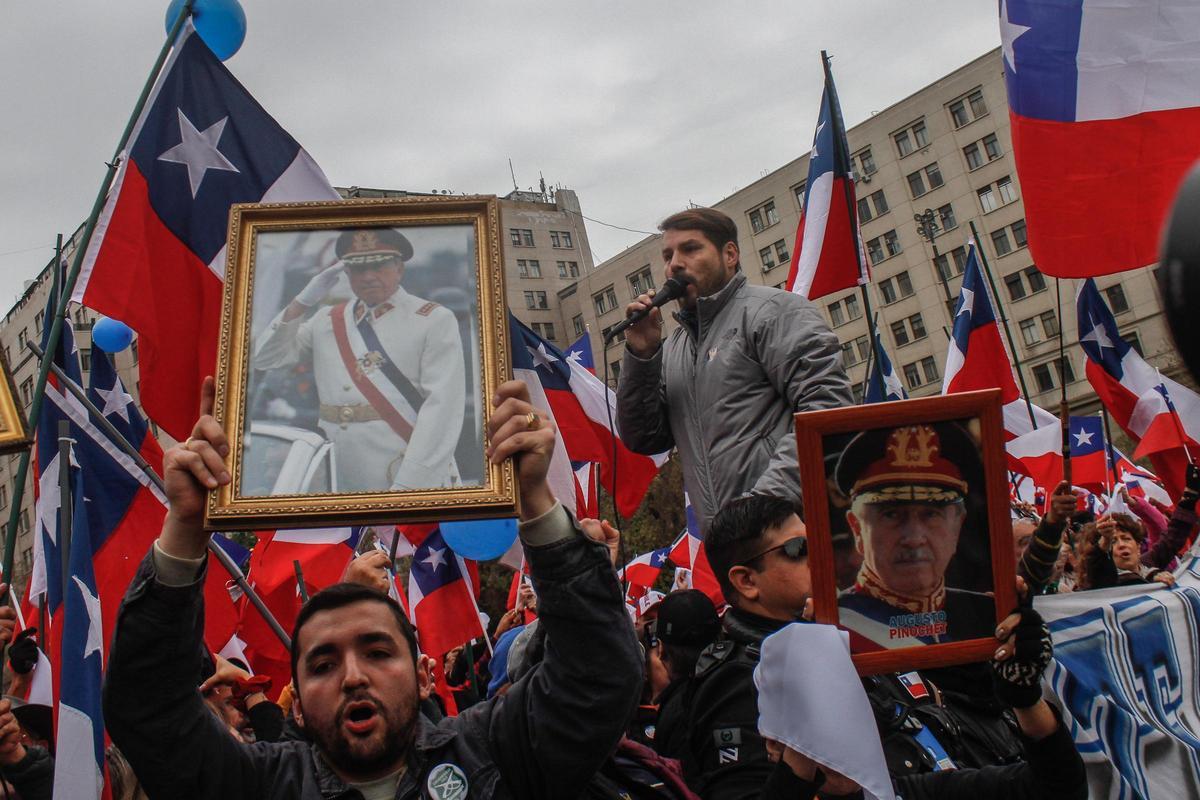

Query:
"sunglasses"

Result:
[[740, 536, 808, 567]]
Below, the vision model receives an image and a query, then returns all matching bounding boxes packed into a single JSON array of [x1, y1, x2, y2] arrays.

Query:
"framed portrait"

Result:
[[0, 348, 31, 455], [795, 389, 1016, 675], [206, 196, 516, 530]]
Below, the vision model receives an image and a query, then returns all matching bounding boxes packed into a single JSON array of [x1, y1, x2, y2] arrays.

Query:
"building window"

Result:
[[884, 229, 902, 257], [748, 200, 780, 234], [948, 87, 988, 128], [840, 336, 871, 367], [963, 142, 984, 171], [866, 237, 885, 265], [549, 230, 573, 249], [844, 293, 861, 320], [531, 322, 556, 341], [593, 286, 618, 315], [937, 203, 957, 232], [1020, 317, 1039, 346], [601, 324, 625, 343], [517, 259, 542, 278], [524, 290, 548, 310], [557, 260, 580, 279], [979, 176, 1017, 212], [34, 310, 44, 332], [19, 547, 31, 575], [1024, 265, 1046, 293], [852, 383, 864, 404], [17, 330, 26, 350], [828, 294, 861, 327], [1011, 219, 1028, 249], [856, 148, 877, 176], [893, 119, 929, 158], [572, 315, 584, 337], [969, 89, 988, 119], [610, 361, 621, 381], [891, 320, 909, 346], [20, 378, 31, 405], [792, 181, 806, 211], [903, 362, 921, 389], [1004, 273, 1026, 301], [1033, 358, 1076, 392], [1122, 329, 1143, 356], [933, 245, 968, 282], [760, 245, 776, 272], [628, 266, 655, 297], [949, 99, 970, 128], [879, 271, 914, 304], [80, 348, 91, 372], [909, 313, 927, 340], [18, 510, 29, 534], [997, 176, 1018, 205], [857, 189, 888, 223], [920, 356, 939, 384], [510, 228, 535, 247], [907, 163, 944, 198], [978, 185, 998, 214], [830, 302, 846, 328], [773, 240, 789, 266], [992, 228, 1013, 256], [983, 133, 1002, 160], [0, 484, 7, 508], [1104, 283, 1130, 314], [1040, 310, 1059, 338]]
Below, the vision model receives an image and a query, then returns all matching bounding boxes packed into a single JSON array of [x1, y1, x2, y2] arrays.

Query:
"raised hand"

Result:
[[160, 377, 229, 559], [486, 380, 557, 520]]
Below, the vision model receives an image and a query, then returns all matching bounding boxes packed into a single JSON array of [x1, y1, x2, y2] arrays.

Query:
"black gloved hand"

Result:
[[8, 627, 39, 675], [991, 607, 1052, 709]]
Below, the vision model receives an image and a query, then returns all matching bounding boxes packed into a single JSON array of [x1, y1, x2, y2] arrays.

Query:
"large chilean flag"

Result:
[[74, 22, 337, 439], [1001, 0, 1200, 277], [787, 53, 864, 300]]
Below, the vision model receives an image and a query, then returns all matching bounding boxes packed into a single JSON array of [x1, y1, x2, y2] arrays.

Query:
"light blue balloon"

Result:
[[165, 0, 247, 61], [439, 518, 519, 561], [91, 317, 135, 353]]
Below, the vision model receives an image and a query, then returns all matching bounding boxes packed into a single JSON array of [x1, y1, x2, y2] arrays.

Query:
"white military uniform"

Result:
[[255, 286, 466, 493]]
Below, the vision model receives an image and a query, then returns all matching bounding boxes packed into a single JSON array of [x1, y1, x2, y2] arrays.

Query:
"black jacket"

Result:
[[103, 509, 642, 800]]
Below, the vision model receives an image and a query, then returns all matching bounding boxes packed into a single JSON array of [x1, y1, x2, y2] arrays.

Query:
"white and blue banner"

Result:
[[1036, 548, 1200, 799]]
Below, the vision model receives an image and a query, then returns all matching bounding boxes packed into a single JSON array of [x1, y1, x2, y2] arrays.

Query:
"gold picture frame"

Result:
[[0, 348, 31, 455], [206, 196, 516, 530]]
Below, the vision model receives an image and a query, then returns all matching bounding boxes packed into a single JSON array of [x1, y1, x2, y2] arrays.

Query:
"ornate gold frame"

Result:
[[206, 196, 516, 530], [0, 348, 31, 455]]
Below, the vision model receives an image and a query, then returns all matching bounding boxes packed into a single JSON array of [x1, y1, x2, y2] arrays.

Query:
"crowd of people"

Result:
[[0, 207, 1193, 798]]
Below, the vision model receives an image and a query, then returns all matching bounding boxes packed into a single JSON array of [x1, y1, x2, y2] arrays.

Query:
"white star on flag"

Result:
[[1000, 0, 1031, 73], [95, 379, 134, 423], [526, 343, 559, 371], [1080, 315, 1114, 355], [36, 454, 61, 543], [157, 109, 240, 197], [811, 120, 826, 158], [565, 349, 584, 368], [73, 575, 104, 661], [1073, 428, 1094, 447], [956, 286, 975, 319], [422, 546, 447, 571]]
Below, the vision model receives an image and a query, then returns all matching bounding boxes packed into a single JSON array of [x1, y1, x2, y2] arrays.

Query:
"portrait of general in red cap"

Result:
[[831, 420, 995, 654]]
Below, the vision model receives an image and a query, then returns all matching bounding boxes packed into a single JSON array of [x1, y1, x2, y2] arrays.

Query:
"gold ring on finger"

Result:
[[525, 411, 540, 430]]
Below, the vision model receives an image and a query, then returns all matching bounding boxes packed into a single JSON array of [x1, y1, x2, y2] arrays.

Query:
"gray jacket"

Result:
[[617, 272, 852, 530]]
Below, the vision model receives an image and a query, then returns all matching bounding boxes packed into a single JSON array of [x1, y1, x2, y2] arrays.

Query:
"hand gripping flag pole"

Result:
[[0, 1, 195, 592], [26, 339, 292, 649]]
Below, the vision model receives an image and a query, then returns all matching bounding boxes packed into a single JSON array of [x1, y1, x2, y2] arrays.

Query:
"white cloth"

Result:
[[753, 623, 895, 800]]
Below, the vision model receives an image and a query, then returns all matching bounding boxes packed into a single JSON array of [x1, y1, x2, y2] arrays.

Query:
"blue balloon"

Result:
[[439, 518, 519, 562], [165, 0, 247, 61], [92, 317, 135, 353]]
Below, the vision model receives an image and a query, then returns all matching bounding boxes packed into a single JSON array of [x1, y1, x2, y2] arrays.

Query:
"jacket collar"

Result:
[[722, 606, 791, 646], [675, 271, 746, 336], [311, 715, 458, 798]]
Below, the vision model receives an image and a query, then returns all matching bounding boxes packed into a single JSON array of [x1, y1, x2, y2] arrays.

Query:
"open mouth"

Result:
[[342, 701, 379, 735]]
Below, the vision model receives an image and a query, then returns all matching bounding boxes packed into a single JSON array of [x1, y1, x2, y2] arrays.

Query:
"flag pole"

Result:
[[1157, 371, 1194, 465], [1, 1, 195, 592], [968, 220, 1037, 427], [858, 313, 878, 402], [57, 420, 74, 605], [293, 560, 310, 603], [24, 340, 293, 649], [1101, 406, 1120, 490], [1056, 279, 1072, 486]]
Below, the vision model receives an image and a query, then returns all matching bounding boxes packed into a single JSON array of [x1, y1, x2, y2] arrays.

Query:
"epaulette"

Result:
[[416, 301, 439, 316]]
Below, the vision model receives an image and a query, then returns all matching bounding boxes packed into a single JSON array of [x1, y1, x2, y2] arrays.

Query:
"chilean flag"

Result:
[[620, 547, 671, 589], [1001, 0, 1200, 277], [864, 330, 906, 404], [73, 22, 337, 439], [565, 331, 596, 375], [787, 54, 865, 300], [403, 524, 485, 660], [510, 315, 668, 518], [566, 331, 601, 517], [666, 493, 724, 607], [942, 242, 1056, 443], [1077, 278, 1199, 497], [1008, 415, 1109, 492]]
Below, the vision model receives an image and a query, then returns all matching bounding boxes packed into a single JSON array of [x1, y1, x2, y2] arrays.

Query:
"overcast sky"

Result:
[[0, 1, 1000, 308]]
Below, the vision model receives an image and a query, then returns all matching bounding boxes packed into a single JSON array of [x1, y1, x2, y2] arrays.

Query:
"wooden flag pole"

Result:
[[1, 1, 195, 589]]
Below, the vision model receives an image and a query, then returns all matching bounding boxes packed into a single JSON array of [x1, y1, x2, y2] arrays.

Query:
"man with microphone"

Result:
[[616, 207, 852, 531]]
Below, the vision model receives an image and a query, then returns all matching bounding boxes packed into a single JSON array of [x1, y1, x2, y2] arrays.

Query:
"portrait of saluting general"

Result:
[[245, 225, 477, 497], [832, 420, 995, 653]]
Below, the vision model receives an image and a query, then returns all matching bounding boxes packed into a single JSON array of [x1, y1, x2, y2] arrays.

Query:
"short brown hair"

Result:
[[659, 207, 739, 251]]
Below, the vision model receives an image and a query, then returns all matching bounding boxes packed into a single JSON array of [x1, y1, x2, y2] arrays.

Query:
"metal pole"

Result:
[[1, 2, 194, 590], [858, 314, 877, 403], [1101, 407, 1119, 491], [1056, 279, 1072, 487], [294, 560, 310, 603], [37, 595, 47, 656], [968, 220, 1038, 428], [25, 341, 293, 650], [57, 420, 74, 603]]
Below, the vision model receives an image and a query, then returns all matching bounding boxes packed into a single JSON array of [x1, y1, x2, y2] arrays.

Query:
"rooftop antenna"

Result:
[[508, 158, 519, 192]]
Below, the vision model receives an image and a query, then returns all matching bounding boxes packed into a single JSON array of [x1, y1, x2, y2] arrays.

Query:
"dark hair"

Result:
[[658, 207, 739, 252], [1108, 512, 1146, 543], [706, 495, 801, 605], [290, 582, 419, 687]]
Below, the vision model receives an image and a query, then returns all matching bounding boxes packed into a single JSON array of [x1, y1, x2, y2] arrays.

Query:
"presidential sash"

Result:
[[329, 302, 419, 442]]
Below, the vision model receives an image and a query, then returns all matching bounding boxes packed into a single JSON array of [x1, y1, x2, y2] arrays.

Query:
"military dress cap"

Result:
[[335, 228, 414, 265], [835, 421, 978, 505]]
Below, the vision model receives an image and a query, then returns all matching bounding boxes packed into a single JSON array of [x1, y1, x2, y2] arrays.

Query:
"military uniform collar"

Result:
[[353, 287, 409, 324], [851, 565, 946, 614]]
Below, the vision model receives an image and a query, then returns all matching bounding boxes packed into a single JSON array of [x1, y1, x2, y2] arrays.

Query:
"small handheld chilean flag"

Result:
[[620, 547, 671, 589], [864, 330, 906, 404], [404, 524, 485, 660], [565, 331, 595, 374], [787, 52, 865, 301], [1009, 416, 1108, 491], [1000, 0, 1200, 278], [74, 21, 337, 439]]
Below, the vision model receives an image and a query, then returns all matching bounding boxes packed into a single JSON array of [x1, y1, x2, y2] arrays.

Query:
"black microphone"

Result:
[[603, 277, 686, 343]]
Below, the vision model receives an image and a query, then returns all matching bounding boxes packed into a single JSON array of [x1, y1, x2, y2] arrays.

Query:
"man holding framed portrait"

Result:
[[254, 227, 466, 494]]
